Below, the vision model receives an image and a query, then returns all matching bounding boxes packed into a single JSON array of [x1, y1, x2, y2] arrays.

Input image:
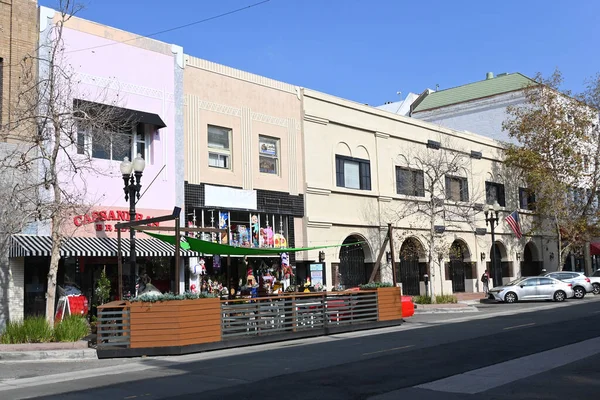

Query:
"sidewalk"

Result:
[[414, 292, 486, 314], [0, 340, 97, 361]]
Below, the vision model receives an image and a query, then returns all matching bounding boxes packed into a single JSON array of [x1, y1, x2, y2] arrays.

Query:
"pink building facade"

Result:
[[6, 7, 189, 320]]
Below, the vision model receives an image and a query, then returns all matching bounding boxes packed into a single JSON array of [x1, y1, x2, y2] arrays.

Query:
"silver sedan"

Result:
[[488, 276, 574, 303]]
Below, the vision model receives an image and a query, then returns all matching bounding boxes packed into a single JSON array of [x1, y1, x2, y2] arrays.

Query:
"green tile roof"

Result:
[[412, 73, 537, 113]]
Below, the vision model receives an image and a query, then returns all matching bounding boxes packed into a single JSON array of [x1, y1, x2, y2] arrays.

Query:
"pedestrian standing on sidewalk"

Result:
[[481, 269, 490, 295]]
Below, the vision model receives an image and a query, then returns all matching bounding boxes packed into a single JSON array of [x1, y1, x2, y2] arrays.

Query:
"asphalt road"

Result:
[[2, 297, 600, 399]]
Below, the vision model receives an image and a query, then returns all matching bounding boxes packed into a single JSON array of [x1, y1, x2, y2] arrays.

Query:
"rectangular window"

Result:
[[396, 167, 425, 197], [519, 187, 536, 211], [445, 176, 469, 202], [79, 123, 148, 162], [485, 181, 506, 206], [208, 125, 231, 169], [259, 135, 279, 174], [335, 155, 371, 190]]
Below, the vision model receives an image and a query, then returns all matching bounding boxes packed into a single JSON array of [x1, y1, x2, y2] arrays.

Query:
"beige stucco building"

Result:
[[299, 89, 557, 296], [183, 56, 305, 287]]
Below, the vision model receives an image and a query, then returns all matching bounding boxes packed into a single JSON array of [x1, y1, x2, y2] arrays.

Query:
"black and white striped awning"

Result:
[[9, 235, 200, 258]]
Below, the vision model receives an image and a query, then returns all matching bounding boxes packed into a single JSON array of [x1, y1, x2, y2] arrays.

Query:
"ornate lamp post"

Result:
[[484, 201, 501, 287], [120, 154, 146, 298]]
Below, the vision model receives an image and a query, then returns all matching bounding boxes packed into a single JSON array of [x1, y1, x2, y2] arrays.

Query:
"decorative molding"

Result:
[[287, 117, 299, 196], [241, 107, 253, 190], [306, 220, 333, 229], [251, 112, 288, 128], [306, 187, 332, 196], [75, 72, 173, 102], [171, 44, 184, 69], [192, 98, 241, 117], [186, 56, 298, 95], [375, 131, 390, 139], [304, 114, 329, 125]]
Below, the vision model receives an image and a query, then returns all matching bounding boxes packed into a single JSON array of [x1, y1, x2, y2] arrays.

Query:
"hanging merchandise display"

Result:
[[219, 212, 229, 244]]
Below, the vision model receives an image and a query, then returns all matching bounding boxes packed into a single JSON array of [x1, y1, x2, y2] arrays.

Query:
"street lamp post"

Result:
[[120, 154, 146, 298], [484, 201, 501, 287]]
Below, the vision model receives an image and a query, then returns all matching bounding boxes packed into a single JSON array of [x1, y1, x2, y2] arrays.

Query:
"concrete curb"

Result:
[[415, 306, 479, 314], [0, 348, 97, 361]]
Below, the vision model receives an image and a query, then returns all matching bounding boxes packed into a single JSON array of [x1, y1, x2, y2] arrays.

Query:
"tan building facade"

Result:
[[183, 56, 305, 286], [0, 0, 38, 139], [300, 88, 557, 295]]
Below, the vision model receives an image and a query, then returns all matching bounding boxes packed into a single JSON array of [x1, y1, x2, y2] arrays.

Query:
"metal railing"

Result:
[[221, 290, 378, 339], [97, 301, 130, 349]]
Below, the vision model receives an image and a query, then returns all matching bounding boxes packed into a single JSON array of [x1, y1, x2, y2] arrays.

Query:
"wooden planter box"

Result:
[[376, 287, 403, 322], [129, 298, 221, 349]]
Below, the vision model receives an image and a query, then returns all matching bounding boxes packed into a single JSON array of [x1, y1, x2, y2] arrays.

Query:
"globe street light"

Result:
[[120, 154, 145, 298], [484, 201, 501, 287]]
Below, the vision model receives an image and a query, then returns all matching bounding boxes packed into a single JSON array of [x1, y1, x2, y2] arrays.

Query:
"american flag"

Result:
[[505, 210, 522, 239]]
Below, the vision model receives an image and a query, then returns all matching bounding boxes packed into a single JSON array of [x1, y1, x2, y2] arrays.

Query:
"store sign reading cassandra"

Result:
[[73, 209, 160, 227]]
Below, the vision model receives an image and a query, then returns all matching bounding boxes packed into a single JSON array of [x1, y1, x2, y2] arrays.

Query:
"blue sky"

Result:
[[40, 0, 600, 106]]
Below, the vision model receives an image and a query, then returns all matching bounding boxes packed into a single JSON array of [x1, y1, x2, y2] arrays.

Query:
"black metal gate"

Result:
[[399, 259, 420, 295], [491, 244, 503, 287], [339, 238, 366, 288], [450, 241, 466, 293], [450, 260, 466, 293]]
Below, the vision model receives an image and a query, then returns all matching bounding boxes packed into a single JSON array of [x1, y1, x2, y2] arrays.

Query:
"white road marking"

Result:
[[415, 336, 600, 394], [362, 345, 414, 356], [503, 322, 535, 330]]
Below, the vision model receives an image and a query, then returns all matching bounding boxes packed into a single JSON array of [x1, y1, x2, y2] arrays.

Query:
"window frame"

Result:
[[207, 124, 232, 170], [518, 187, 536, 211], [77, 122, 149, 162], [445, 175, 469, 202], [396, 166, 425, 197], [335, 155, 371, 191], [258, 135, 280, 175], [485, 181, 506, 207]]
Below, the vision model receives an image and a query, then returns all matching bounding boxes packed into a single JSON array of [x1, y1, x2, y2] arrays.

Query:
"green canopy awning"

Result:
[[143, 231, 361, 256]]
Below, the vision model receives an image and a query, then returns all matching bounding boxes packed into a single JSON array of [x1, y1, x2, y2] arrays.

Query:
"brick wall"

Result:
[[0, 0, 39, 141], [8, 256, 24, 321]]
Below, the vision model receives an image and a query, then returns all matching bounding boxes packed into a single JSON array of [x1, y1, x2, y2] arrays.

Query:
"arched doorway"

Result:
[[521, 242, 542, 276], [338, 236, 366, 288], [489, 242, 505, 287], [449, 241, 468, 293], [398, 238, 424, 296]]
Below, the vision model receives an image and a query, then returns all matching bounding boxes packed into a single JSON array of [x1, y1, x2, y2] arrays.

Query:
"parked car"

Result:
[[588, 270, 600, 295], [541, 271, 593, 299], [488, 276, 574, 303]]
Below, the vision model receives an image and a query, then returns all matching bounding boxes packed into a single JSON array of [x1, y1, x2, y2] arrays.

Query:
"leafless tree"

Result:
[[384, 138, 483, 301], [0, 0, 133, 324]]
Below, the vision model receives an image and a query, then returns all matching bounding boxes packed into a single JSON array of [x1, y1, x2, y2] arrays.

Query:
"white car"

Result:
[[541, 271, 594, 299], [488, 276, 574, 303], [589, 270, 600, 295]]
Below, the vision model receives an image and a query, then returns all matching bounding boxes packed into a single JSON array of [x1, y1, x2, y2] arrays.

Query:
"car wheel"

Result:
[[554, 290, 566, 302], [504, 292, 518, 303], [593, 283, 600, 295], [573, 286, 586, 299]]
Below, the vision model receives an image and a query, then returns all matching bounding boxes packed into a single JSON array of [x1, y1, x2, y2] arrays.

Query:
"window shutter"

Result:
[[416, 170, 425, 197], [359, 161, 371, 191], [335, 156, 344, 187], [462, 178, 469, 202], [445, 176, 451, 199], [498, 184, 506, 207]]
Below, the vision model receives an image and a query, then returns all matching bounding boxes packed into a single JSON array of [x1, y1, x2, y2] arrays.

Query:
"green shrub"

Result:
[[435, 294, 458, 304], [359, 282, 393, 290], [413, 295, 432, 304], [131, 291, 217, 303], [53, 315, 89, 342], [0, 316, 53, 344]]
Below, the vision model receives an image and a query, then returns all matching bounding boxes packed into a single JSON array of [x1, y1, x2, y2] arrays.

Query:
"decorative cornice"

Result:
[[306, 187, 331, 196], [75, 72, 173, 101], [375, 131, 390, 139], [186, 56, 298, 95], [304, 114, 329, 125], [191, 98, 241, 117], [251, 112, 288, 128]]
